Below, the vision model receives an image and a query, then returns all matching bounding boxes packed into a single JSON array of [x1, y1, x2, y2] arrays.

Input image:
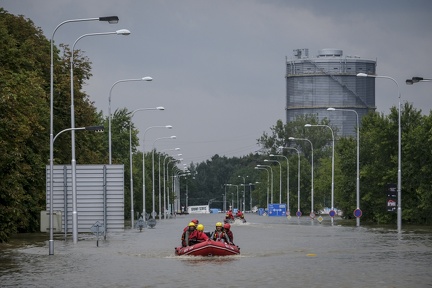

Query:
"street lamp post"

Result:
[[141, 125, 172, 218], [127, 107, 164, 228], [264, 159, 282, 203], [257, 165, 273, 203], [152, 136, 176, 219], [287, 137, 314, 218], [280, 147, 301, 217], [357, 73, 402, 233], [255, 167, 270, 213], [164, 158, 183, 218], [108, 76, 152, 164], [49, 126, 103, 253], [49, 16, 118, 254], [240, 183, 255, 211], [159, 151, 182, 220], [226, 184, 239, 209], [238, 175, 248, 211], [71, 29, 129, 245], [162, 151, 181, 219], [223, 184, 229, 212], [327, 108, 360, 226], [270, 154, 289, 215], [305, 123, 335, 223], [168, 159, 182, 214]]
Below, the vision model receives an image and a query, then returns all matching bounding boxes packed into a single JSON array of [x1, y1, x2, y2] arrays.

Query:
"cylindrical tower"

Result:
[[286, 48, 376, 137]]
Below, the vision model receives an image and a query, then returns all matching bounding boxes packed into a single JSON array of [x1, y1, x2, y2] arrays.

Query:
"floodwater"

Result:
[[1, 213, 431, 288]]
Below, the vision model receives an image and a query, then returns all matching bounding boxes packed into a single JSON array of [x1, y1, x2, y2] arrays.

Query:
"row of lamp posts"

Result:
[[254, 72, 412, 234], [49, 15, 185, 255], [50, 15, 122, 255]]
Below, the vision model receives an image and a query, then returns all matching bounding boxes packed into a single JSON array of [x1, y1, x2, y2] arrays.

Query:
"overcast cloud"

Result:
[[2, 0, 432, 164]]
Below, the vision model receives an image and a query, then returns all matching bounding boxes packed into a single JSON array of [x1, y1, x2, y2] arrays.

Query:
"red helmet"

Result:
[[191, 219, 199, 225], [224, 223, 231, 230]]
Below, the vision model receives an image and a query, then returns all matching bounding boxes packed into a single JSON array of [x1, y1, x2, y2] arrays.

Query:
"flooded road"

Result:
[[1, 213, 431, 287]]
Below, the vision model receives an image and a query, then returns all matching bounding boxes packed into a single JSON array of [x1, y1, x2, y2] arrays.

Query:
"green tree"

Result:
[[0, 9, 50, 241]]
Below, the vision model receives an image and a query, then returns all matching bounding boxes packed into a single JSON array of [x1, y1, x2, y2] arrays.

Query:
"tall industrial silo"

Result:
[[286, 48, 376, 137]]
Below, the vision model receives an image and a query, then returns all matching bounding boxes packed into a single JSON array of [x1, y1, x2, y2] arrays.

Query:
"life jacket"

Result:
[[196, 231, 209, 242], [181, 229, 198, 246], [212, 230, 228, 242], [225, 230, 234, 243]]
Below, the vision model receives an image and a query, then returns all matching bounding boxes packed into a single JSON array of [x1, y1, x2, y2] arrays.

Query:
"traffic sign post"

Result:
[[386, 183, 397, 212], [353, 208, 362, 218], [296, 211, 302, 218], [90, 221, 105, 247], [329, 210, 336, 218], [147, 218, 157, 229], [135, 216, 145, 232]]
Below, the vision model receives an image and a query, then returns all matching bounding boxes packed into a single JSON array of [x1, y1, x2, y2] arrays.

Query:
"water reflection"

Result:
[[1, 214, 431, 287]]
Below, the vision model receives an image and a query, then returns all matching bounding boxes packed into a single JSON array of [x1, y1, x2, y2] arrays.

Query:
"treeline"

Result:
[[192, 107, 432, 226]]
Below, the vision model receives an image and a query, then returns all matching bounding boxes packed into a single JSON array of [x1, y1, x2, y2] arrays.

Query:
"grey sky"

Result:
[[2, 0, 432, 165]]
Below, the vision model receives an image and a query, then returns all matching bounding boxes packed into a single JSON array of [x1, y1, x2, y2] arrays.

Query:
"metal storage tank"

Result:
[[286, 48, 377, 137]]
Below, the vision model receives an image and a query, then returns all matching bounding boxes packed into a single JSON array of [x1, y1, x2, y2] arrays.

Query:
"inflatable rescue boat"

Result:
[[175, 239, 240, 256]]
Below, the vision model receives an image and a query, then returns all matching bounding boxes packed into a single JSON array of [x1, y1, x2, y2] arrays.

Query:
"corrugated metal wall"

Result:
[[46, 164, 124, 233], [286, 49, 376, 137]]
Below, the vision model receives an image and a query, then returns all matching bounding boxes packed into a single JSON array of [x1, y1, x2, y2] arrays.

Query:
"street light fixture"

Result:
[[406, 77, 432, 85], [108, 76, 153, 164], [357, 72, 402, 233], [327, 107, 361, 226], [71, 29, 130, 245], [49, 15, 118, 255], [152, 136, 176, 219], [287, 138, 314, 219], [128, 107, 164, 228], [305, 123, 335, 223]]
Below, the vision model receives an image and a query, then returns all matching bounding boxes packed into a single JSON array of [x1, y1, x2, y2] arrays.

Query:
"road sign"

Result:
[[296, 211, 302, 217], [268, 204, 287, 217], [90, 221, 105, 234], [353, 208, 362, 218], [387, 199, 397, 212], [310, 212, 316, 219], [329, 210, 336, 217], [317, 216, 323, 223], [147, 218, 157, 228]]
